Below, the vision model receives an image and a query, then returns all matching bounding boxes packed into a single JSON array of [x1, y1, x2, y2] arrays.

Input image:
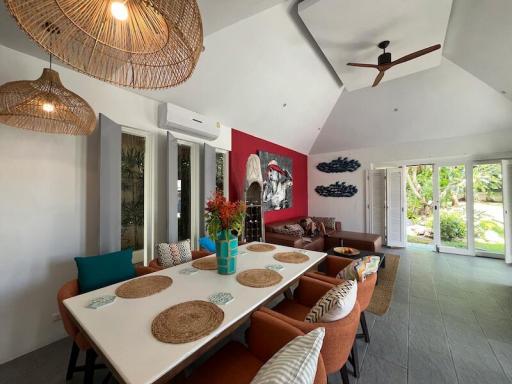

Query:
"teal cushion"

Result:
[[74, 249, 136, 293], [199, 236, 216, 253]]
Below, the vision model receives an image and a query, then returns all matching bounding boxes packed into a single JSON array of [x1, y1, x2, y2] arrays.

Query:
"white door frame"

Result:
[[121, 126, 154, 265], [433, 159, 474, 256]]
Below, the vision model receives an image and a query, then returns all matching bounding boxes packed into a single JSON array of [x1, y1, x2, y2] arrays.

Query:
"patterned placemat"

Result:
[[192, 256, 217, 270], [246, 243, 276, 252], [273, 251, 310, 264], [115, 276, 173, 299], [151, 300, 224, 344], [236, 269, 283, 288]]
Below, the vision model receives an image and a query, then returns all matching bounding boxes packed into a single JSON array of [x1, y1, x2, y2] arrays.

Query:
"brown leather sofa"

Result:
[[265, 217, 341, 252]]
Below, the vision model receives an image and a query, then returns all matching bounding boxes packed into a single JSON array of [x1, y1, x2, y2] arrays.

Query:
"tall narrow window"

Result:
[[178, 144, 192, 241], [121, 133, 145, 263], [215, 150, 229, 197]]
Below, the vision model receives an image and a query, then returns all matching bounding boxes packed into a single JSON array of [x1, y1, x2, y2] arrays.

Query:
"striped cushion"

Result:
[[305, 280, 357, 323], [336, 256, 380, 282], [155, 240, 192, 267], [250, 327, 325, 384]]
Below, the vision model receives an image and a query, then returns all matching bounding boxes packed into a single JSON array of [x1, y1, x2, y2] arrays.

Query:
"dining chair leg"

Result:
[[350, 343, 360, 378], [340, 364, 350, 384], [66, 342, 80, 380], [360, 312, 370, 343], [84, 349, 97, 384]]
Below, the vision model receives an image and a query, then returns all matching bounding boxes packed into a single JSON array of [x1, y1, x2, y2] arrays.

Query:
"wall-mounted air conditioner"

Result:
[[158, 103, 220, 140]]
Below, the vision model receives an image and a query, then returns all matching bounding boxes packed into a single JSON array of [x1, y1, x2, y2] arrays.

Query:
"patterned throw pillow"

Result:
[[274, 224, 304, 237], [155, 240, 193, 267], [285, 223, 305, 236], [336, 256, 380, 282], [305, 280, 357, 323], [312, 217, 336, 231], [250, 328, 325, 384]]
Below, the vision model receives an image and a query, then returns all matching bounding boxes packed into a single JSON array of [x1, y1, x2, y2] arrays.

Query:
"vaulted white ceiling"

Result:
[[310, 58, 512, 154], [0, 0, 510, 154], [298, 0, 453, 91], [443, 0, 512, 101], [137, 2, 342, 154]]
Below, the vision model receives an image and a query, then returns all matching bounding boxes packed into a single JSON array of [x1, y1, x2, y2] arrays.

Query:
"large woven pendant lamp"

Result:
[[0, 58, 96, 135], [4, 0, 204, 89]]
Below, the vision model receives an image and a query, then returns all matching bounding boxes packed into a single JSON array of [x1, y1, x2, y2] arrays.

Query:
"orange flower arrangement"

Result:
[[205, 192, 246, 240]]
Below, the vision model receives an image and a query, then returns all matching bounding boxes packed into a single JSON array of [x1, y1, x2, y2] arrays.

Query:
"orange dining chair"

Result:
[[183, 310, 327, 384], [57, 266, 154, 383], [304, 256, 377, 377], [260, 275, 361, 384], [306, 255, 377, 341], [148, 250, 212, 270]]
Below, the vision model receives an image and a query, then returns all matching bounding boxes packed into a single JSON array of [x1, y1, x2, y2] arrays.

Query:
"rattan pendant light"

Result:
[[0, 57, 96, 135], [4, 0, 204, 89]]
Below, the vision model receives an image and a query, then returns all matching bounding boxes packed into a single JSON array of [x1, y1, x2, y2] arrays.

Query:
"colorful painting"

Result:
[[258, 151, 293, 211]]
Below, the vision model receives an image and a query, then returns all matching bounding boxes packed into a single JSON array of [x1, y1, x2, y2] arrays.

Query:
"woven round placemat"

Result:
[[115, 276, 172, 299], [236, 269, 283, 288], [273, 252, 310, 264], [246, 243, 276, 252], [151, 300, 224, 344], [192, 256, 217, 270]]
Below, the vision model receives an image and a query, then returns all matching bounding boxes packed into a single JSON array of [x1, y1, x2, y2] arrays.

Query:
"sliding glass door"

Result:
[[473, 162, 505, 257], [434, 164, 471, 254]]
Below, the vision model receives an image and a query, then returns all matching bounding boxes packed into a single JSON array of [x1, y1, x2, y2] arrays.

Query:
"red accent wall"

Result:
[[229, 129, 308, 224]]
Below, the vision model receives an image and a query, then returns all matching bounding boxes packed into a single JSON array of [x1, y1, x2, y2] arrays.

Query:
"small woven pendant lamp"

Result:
[[4, 0, 203, 89], [0, 56, 96, 135]]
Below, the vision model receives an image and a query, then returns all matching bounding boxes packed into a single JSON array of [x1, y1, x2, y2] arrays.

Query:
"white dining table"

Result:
[[64, 242, 327, 384]]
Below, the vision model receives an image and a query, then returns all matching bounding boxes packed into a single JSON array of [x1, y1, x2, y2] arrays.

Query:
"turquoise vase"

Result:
[[215, 231, 238, 275]]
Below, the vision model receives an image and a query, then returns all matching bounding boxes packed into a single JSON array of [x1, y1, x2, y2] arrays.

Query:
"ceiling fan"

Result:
[[347, 40, 441, 87]]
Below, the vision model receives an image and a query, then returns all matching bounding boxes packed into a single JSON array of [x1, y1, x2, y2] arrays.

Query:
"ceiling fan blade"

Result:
[[372, 71, 385, 87], [347, 62, 379, 68], [390, 44, 441, 67]]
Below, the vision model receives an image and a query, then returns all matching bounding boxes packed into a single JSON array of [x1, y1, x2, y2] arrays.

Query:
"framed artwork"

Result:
[[258, 151, 293, 211]]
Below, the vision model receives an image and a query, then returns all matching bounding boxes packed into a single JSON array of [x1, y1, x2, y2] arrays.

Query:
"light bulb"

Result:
[[42, 103, 55, 113], [111, 1, 128, 21]]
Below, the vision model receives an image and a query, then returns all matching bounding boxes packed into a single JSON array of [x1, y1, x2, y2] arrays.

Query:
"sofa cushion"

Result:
[[155, 240, 192, 268], [74, 249, 135, 293], [251, 327, 325, 384], [199, 236, 216, 253], [274, 224, 304, 237], [336, 256, 380, 282], [312, 217, 336, 231], [305, 280, 357, 323]]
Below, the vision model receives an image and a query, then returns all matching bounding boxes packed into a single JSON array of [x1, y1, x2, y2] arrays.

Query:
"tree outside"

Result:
[[406, 163, 504, 253]]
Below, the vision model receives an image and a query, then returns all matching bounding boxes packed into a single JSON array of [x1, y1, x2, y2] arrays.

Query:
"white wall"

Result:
[[308, 129, 512, 232], [0, 45, 230, 364]]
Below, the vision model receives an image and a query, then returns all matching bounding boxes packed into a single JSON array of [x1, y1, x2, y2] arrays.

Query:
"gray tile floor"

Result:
[[1, 247, 511, 384]]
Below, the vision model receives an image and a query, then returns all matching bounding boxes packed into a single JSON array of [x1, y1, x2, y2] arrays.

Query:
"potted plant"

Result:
[[205, 192, 246, 275]]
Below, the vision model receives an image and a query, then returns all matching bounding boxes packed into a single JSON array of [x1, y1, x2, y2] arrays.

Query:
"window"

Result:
[[178, 143, 192, 241], [121, 131, 151, 264], [215, 150, 229, 197]]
